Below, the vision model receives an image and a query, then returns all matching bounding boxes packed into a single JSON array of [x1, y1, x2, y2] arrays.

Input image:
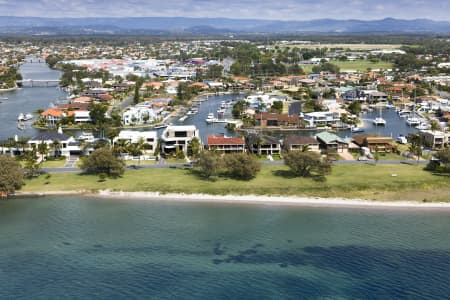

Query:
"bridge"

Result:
[[16, 79, 61, 87]]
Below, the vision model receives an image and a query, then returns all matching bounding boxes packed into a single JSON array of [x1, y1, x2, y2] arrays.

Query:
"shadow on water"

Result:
[[212, 244, 450, 299]]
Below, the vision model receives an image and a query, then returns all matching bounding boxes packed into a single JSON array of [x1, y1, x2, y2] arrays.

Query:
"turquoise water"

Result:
[[1, 196, 449, 299]]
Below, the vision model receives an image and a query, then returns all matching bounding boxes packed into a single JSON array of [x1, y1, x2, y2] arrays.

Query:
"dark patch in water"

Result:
[[279, 263, 288, 268], [287, 240, 293, 243], [62, 242, 71, 246], [93, 244, 103, 248], [213, 243, 226, 256], [252, 243, 264, 248]]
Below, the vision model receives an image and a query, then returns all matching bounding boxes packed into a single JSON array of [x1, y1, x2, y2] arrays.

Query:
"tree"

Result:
[[51, 139, 61, 157], [430, 120, 440, 133], [188, 137, 201, 159], [224, 153, 261, 180], [133, 83, 140, 104], [80, 147, 125, 177], [0, 155, 24, 195], [284, 151, 331, 179], [23, 150, 40, 178], [37, 142, 48, 162], [88, 103, 108, 126], [270, 101, 283, 114], [196, 151, 222, 179], [347, 101, 362, 115], [408, 133, 423, 164]]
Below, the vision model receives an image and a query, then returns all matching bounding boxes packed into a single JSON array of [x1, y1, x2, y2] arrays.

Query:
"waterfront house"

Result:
[[122, 106, 156, 126], [303, 111, 340, 128], [206, 135, 246, 153], [160, 125, 200, 155], [255, 113, 300, 128], [28, 132, 77, 158], [283, 135, 320, 152], [246, 134, 282, 155], [315, 131, 348, 153], [352, 134, 394, 153], [419, 130, 449, 149], [41, 108, 73, 125], [113, 130, 158, 154]]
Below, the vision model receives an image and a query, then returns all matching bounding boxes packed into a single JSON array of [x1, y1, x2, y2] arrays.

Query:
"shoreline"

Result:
[[13, 190, 450, 209]]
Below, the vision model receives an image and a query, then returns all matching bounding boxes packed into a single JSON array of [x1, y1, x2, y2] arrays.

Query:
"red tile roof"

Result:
[[207, 135, 245, 145]]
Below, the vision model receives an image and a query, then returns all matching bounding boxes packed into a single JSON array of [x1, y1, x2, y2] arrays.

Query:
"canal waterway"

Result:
[[0, 60, 67, 140], [0, 60, 419, 142]]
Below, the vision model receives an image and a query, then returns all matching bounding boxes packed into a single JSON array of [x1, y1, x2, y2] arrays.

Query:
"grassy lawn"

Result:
[[330, 60, 393, 71], [21, 164, 450, 202], [41, 159, 67, 168], [125, 160, 157, 166], [277, 43, 403, 51]]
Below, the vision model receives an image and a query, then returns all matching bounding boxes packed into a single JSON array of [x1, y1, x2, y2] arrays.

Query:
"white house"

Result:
[[160, 125, 200, 154], [122, 106, 157, 126], [28, 132, 77, 158], [303, 111, 341, 127], [113, 130, 158, 153]]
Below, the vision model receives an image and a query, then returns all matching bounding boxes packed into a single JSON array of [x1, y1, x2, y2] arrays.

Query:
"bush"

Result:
[[224, 153, 261, 180], [284, 151, 332, 179], [80, 147, 125, 177], [0, 155, 24, 194]]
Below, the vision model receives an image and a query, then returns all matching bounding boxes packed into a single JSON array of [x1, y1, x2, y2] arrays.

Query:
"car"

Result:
[[358, 156, 369, 161]]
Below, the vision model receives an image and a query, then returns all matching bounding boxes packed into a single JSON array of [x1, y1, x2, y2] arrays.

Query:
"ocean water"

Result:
[[0, 196, 449, 299]]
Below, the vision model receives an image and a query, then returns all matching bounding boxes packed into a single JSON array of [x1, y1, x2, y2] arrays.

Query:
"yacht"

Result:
[[350, 126, 365, 133], [178, 115, 188, 122], [373, 108, 386, 126], [205, 113, 217, 124], [415, 122, 431, 130], [406, 116, 421, 126], [77, 132, 95, 142], [17, 113, 33, 122]]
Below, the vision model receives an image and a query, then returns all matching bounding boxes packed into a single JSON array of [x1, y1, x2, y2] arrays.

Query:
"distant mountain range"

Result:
[[0, 16, 449, 35]]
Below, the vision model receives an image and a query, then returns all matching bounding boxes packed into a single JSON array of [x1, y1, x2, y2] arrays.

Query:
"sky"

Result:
[[0, 0, 449, 21]]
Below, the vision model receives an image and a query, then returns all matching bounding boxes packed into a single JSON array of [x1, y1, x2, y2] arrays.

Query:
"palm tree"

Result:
[[113, 139, 129, 157], [430, 120, 440, 133], [37, 141, 48, 162], [51, 139, 61, 157]]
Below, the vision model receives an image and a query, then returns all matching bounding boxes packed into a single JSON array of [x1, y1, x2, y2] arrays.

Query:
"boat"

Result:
[[178, 115, 188, 122], [205, 113, 218, 124], [17, 122, 26, 130], [77, 132, 95, 142], [0, 97, 7, 100], [186, 109, 198, 115], [406, 117, 420, 126], [17, 113, 33, 122], [398, 110, 411, 118], [350, 126, 365, 133], [396, 135, 408, 144], [154, 124, 168, 129], [373, 108, 386, 126], [415, 122, 431, 130]]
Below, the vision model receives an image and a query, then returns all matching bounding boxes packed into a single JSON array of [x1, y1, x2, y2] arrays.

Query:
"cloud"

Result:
[[0, 0, 449, 21]]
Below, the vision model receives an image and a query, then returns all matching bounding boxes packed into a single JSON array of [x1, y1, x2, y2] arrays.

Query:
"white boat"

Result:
[[0, 97, 7, 100], [154, 124, 168, 129], [205, 113, 218, 124], [396, 135, 408, 144], [415, 123, 431, 130], [77, 132, 95, 142], [350, 126, 365, 133], [373, 108, 386, 126], [17, 113, 33, 122], [186, 109, 198, 115], [178, 115, 188, 122], [17, 113, 25, 122], [406, 116, 421, 126], [398, 110, 411, 118]]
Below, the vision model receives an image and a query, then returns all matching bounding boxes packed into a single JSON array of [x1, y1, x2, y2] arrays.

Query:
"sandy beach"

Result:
[[14, 190, 450, 209]]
